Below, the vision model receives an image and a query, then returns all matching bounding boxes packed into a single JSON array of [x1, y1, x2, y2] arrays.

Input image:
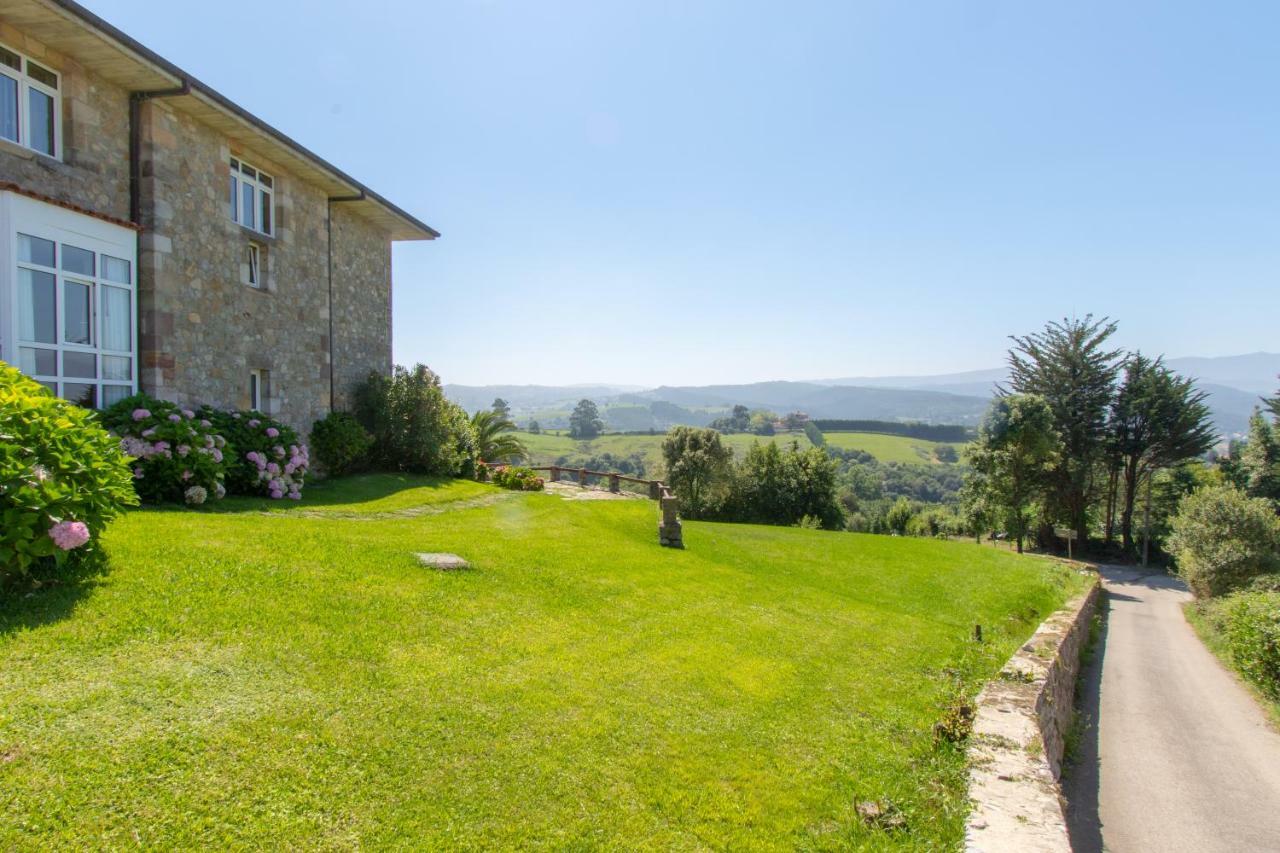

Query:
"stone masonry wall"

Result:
[[0, 21, 131, 220], [138, 100, 332, 432], [329, 203, 392, 411]]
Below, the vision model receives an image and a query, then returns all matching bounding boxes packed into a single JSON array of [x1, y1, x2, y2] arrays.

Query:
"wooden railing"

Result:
[[479, 463, 683, 548]]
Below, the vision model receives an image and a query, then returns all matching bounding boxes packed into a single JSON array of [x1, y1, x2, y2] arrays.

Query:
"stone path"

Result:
[[1063, 565, 1280, 853]]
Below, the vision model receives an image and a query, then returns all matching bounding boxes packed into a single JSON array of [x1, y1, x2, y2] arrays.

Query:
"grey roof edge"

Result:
[[46, 0, 440, 240]]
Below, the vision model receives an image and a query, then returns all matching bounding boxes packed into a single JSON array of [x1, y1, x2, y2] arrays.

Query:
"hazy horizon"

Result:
[[85, 1, 1280, 386]]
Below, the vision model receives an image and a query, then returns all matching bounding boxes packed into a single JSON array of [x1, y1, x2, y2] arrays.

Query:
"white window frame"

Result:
[[249, 368, 267, 411], [0, 40, 61, 160], [0, 192, 137, 408], [228, 157, 274, 236], [244, 241, 261, 287]]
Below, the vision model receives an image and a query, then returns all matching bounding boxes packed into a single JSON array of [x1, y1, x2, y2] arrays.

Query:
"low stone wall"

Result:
[[965, 577, 1101, 852]]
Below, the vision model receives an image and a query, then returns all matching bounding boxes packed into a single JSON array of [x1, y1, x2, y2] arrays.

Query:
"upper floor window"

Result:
[[228, 157, 273, 235], [0, 42, 60, 158]]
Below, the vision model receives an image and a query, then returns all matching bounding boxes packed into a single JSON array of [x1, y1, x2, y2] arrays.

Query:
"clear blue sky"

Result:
[[91, 0, 1279, 386]]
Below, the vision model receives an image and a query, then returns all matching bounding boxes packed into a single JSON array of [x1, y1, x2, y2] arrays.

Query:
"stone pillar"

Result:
[[578, 468, 587, 487], [609, 474, 620, 493], [549, 466, 559, 483], [658, 494, 683, 549], [649, 481, 661, 501]]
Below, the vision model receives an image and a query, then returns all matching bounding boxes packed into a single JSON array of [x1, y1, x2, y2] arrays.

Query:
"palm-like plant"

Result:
[[471, 409, 527, 464]]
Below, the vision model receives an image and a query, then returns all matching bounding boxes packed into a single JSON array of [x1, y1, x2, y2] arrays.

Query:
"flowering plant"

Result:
[[1, 361, 137, 583], [489, 465, 545, 492], [101, 394, 228, 505], [203, 408, 309, 500]]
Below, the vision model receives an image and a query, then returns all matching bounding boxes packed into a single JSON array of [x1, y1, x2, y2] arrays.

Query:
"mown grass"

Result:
[[0, 476, 1085, 849], [820, 432, 958, 465]]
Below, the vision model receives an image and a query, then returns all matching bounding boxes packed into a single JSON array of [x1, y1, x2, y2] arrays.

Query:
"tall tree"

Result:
[[568, 399, 604, 439], [967, 394, 1061, 553], [660, 427, 733, 517], [1107, 354, 1217, 552], [1265, 378, 1280, 422], [1006, 315, 1122, 546], [1241, 408, 1280, 505], [491, 397, 511, 419]]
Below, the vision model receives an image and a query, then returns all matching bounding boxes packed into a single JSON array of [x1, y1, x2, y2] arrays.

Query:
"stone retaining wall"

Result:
[[965, 577, 1100, 852]]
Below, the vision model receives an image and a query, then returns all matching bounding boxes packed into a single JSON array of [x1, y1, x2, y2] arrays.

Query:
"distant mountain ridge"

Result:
[[445, 352, 1278, 437]]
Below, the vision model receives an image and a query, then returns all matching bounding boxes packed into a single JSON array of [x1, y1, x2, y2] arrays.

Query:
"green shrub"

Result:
[[1219, 592, 1280, 701], [354, 365, 477, 477], [1167, 484, 1280, 598], [310, 412, 373, 476], [1, 362, 137, 582], [203, 408, 309, 499], [490, 465, 545, 491], [101, 393, 229, 505]]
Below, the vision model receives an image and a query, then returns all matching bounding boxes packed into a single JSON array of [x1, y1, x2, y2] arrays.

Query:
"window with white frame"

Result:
[[249, 368, 268, 411], [3, 194, 137, 408], [244, 241, 262, 287], [0, 42, 60, 158], [228, 157, 273, 235]]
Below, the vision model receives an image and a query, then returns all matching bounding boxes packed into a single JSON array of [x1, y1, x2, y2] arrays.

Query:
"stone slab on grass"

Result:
[[415, 552, 471, 571]]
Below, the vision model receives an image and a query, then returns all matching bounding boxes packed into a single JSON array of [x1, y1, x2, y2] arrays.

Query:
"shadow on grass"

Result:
[[198, 473, 459, 515], [1062, 592, 1110, 853], [0, 551, 110, 637]]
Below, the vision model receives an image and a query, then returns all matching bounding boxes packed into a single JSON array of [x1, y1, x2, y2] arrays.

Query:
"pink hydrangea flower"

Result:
[[200, 419, 212, 429], [132, 408, 151, 421], [232, 412, 242, 419], [266, 427, 280, 438], [167, 413, 181, 423], [270, 489, 283, 499], [182, 409, 195, 419], [49, 520, 90, 550], [177, 445, 191, 457], [181, 469, 193, 481], [141, 428, 156, 438], [248, 419, 261, 428], [212, 449, 224, 463], [133, 467, 145, 479]]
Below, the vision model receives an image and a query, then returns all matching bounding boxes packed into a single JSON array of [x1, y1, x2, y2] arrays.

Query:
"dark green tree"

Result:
[[1006, 315, 1122, 546], [527, 420, 541, 435], [491, 397, 511, 419], [1241, 409, 1280, 505], [660, 427, 733, 517], [568, 399, 604, 439], [967, 394, 1061, 553], [1107, 354, 1217, 551]]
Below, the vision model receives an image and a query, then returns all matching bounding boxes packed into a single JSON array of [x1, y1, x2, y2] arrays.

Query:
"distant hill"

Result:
[[443, 384, 641, 413], [636, 382, 990, 424]]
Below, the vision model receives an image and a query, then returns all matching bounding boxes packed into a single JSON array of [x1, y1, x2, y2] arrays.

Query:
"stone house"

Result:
[[0, 0, 437, 432]]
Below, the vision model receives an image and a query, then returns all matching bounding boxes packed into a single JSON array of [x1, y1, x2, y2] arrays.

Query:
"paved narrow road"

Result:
[[1064, 565, 1280, 852]]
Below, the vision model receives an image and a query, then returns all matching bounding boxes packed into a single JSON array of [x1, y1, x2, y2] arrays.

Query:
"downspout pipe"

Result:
[[326, 192, 365, 413], [128, 83, 188, 398]]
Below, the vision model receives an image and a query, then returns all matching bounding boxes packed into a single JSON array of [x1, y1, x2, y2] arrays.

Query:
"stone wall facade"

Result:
[[0, 18, 402, 435], [329, 203, 392, 412], [0, 22, 130, 220]]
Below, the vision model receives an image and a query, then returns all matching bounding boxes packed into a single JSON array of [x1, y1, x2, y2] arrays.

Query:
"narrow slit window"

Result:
[[246, 242, 261, 287]]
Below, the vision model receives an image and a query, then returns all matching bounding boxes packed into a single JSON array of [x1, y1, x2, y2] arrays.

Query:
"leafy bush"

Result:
[[490, 465, 545, 491], [1200, 592, 1280, 702], [720, 441, 844, 530], [661, 427, 732, 517], [1, 362, 137, 582], [310, 412, 373, 476], [101, 393, 229, 505], [1167, 484, 1280, 598], [203, 408, 309, 499], [354, 365, 477, 477]]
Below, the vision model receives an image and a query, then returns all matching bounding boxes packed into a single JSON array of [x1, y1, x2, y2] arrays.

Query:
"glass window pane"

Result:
[[18, 268, 55, 343], [249, 372, 259, 410], [37, 381, 56, 396], [63, 351, 96, 379], [0, 74, 16, 142], [260, 190, 272, 234], [101, 285, 131, 351], [18, 233, 55, 267], [240, 163, 256, 179], [241, 182, 255, 229], [62, 244, 94, 276], [26, 61, 57, 90], [229, 173, 238, 222], [103, 356, 131, 381], [63, 383, 96, 409], [103, 255, 131, 284], [0, 46, 19, 71], [259, 173, 272, 189], [18, 346, 56, 376], [65, 281, 92, 345], [27, 88, 54, 155], [102, 384, 131, 406]]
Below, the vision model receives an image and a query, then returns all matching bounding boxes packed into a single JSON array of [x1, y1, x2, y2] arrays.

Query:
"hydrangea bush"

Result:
[[1, 362, 137, 583], [101, 394, 229, 505], [204, 408, 309, 500], [489, 465, 545, 491]]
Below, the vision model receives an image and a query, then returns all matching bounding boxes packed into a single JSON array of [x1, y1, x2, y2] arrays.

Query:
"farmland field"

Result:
[[821, 431, 960, 465], [0, 475, 1083, 849], [516, 430, 816, 473]]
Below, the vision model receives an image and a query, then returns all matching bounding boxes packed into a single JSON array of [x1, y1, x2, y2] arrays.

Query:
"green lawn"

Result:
[[518, 430, 815, 473], [0, 476, 1084, 849], [820, 432, 959, 465]]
